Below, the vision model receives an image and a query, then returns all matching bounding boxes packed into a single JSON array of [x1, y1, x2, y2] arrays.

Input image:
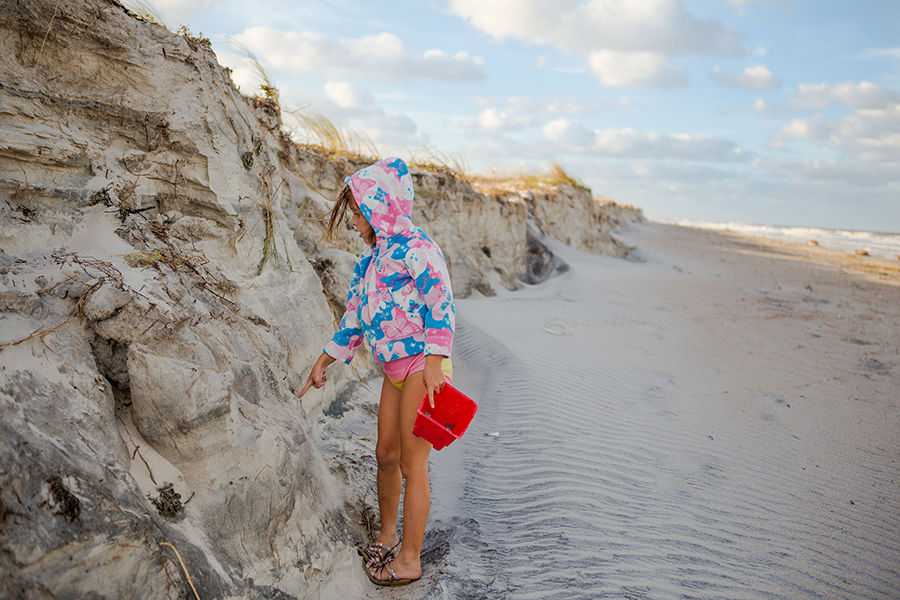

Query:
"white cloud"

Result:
[[465, 93, 641, 136], [469, 95, 501, 107], [748, 98, 791, 118], [232, 27, 485, 83], [324, 81, 374, 108], [748, 98, 766, 114], [448, 0, 745, 57], [771, 116, 827, 144], [463, 138, 550, 163], [473, 92, 636, 115], [711, 65, 781, 90], [589, 50, 688, 88], [361, 112, 423, 145], [543, 118, 750, 161], [860, 47, 900, 60], [504, 96, 543, 114], [791, 82, 900, 111], [450, 0, 741, 89], [628, 161, 735, 181], [543, 118, 597, 149], [771, 82, 900, 162], [756, 157, 900, 187], [476, 108, 535, 132], [464, 96, 543, 134], [747, 82, 892, 121], [771, 114, 900, 162], [546, 97, 594, 114]]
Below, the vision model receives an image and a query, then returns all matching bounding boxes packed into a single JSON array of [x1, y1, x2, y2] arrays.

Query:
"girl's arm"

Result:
[[407, 243, 455, 358], [406, 240, 454, 406], [324, 252, 371, 363], [299, 352, 337, 398], [302, 252, 372, 399]]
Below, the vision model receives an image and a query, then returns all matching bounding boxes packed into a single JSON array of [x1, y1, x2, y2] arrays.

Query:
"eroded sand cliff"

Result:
[[0, 1, 641, 597]]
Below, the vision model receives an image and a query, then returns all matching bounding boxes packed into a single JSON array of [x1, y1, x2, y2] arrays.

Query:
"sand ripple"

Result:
[[428, 228, 900, 599]]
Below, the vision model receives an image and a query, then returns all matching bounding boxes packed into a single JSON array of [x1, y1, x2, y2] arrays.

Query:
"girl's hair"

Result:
[[323, 185, 356, 242]]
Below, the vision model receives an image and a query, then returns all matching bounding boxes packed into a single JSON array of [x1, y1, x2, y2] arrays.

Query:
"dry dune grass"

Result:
[[120, 0, 168, 28], [408, 148, 470, 180], [290, 112, 378, 161], [468, 162, 586, 197]]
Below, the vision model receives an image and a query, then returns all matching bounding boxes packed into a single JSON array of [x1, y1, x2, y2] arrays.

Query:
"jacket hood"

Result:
[[345, 157, 414, 240]]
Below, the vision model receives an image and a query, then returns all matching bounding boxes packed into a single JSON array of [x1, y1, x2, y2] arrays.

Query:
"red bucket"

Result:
[[413, 384, 479, 450]]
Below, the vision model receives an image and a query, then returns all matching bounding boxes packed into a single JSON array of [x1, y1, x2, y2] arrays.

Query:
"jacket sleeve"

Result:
[[323, 254, 369, 363], [406, 241, 455, 357]]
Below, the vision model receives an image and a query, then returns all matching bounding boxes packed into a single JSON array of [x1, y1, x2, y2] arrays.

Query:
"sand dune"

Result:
[[411, 223, 900, 599]]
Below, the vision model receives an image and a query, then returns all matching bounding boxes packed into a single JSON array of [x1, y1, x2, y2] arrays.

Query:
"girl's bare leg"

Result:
[[370, 371, 431, 582], [373, 377, 402, 549]]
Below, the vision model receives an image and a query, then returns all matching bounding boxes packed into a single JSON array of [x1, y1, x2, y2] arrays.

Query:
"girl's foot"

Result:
[[357, 536, 400, 567], [366, 557, 421, 587]]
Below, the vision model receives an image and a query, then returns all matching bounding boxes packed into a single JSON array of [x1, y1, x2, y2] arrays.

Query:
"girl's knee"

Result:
[[399, 454, 429, 480], [375, 443, 400, 468]]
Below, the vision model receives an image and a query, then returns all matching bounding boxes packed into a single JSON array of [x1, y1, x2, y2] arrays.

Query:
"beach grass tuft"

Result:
[[290, 112, 378, 160], [228, 39, 280, 112], [468, 162, 586, 196], [409, 147, 470, 181], [121, 0, 169, 28]]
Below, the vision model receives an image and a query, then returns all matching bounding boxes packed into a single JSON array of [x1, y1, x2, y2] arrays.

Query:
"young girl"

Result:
[[299, 157, 454, 587]]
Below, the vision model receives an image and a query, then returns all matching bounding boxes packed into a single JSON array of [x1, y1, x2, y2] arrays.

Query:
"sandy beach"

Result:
[[325, 222, 900, 599], [3, 3, 897, 597]]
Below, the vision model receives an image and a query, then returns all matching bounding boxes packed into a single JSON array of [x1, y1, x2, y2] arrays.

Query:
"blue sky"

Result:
[[137, 0, 899, 233]]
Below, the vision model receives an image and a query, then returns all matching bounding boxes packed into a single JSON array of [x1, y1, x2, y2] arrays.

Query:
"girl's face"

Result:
[[349, 202, 376, 245]]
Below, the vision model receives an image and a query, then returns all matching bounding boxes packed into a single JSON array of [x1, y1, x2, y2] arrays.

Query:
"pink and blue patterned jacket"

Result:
[[324, 157, 455, 364]]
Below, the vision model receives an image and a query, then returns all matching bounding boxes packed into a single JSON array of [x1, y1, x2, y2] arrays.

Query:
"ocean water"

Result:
[[666, 219, 900, 260]]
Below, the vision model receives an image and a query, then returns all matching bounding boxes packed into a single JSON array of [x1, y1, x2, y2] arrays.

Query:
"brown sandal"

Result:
[[366, 558, 418, 587], [356, 539, 399, 569]]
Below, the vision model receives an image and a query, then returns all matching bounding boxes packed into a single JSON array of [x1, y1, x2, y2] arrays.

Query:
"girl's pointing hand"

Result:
[[299, 352, 336, 399]]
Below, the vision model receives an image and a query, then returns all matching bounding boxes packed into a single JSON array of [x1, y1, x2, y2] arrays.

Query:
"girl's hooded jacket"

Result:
[[324, 157, 455, 365]]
